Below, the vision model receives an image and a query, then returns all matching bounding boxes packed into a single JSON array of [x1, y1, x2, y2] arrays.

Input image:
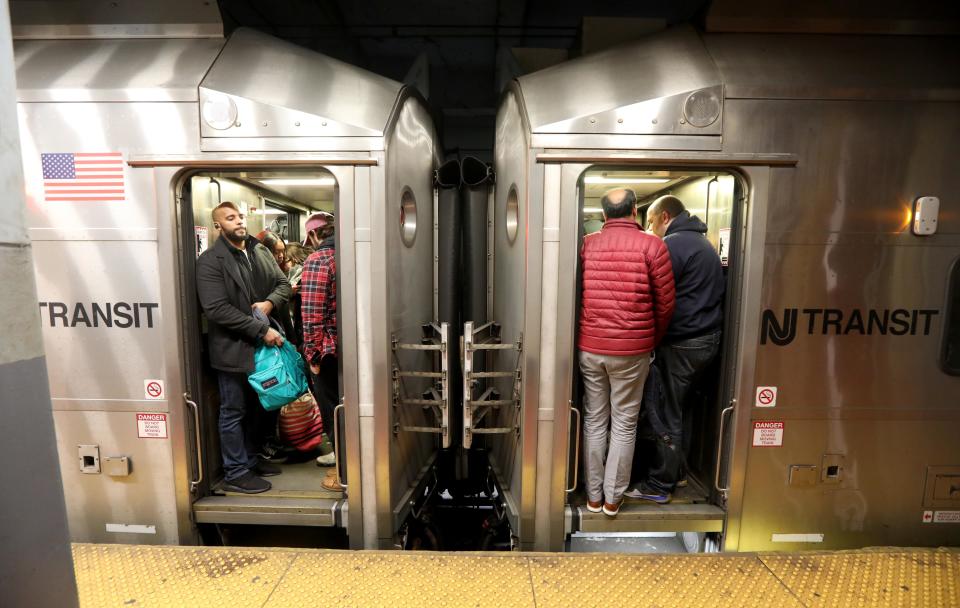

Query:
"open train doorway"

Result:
[[177, 168, 348, 547], [567, 167, 745, 553]]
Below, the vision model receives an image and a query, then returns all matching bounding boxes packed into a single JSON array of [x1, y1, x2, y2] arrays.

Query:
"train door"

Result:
[[176, 167, 351, 547], [557, 165, 749, 552]]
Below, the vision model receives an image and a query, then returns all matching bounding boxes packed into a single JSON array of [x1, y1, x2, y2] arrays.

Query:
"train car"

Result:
[[486, 25, 960, 551], [15, 19, 443, 549]]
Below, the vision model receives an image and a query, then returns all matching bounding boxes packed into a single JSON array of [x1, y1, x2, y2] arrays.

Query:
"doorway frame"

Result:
[[538, 160, 775, 551], [154, 161, 367, 547]]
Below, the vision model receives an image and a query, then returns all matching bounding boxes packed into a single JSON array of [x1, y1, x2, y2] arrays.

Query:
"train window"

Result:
[[264, 200, 300, 242], [400, 187, 418, 246], [942, 256, 960, 376], [505, 185, 519, 243]]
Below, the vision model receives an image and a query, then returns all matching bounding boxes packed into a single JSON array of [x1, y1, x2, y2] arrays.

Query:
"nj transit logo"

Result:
[[760, 308, 939, 346]]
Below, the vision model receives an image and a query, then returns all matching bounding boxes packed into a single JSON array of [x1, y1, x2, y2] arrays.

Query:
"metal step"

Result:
[[575, 502, 725, 533], [193, 495, 344, 527]]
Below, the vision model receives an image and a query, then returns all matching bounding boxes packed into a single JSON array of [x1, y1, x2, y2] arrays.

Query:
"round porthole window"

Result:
[[506, 185, 519, 244], [400, 188, 417, 246], [201, 93, 238, 130]]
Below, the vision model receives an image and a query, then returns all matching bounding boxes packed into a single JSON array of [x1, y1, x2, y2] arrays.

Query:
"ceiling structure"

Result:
[[217, 0, 710, 160], [216, 0, 959, 162]]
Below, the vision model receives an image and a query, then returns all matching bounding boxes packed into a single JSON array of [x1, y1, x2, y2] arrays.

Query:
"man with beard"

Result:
[[197, 201, 292, 493]]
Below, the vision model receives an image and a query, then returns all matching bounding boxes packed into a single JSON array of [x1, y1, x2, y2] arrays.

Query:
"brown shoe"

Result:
[[586, 499, 603, 513], [602, 501, 622, 517], [322, 475, 344, 492]]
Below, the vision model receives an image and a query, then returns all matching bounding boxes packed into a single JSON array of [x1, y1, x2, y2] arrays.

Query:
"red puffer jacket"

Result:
[[578, 218, 676, 356]]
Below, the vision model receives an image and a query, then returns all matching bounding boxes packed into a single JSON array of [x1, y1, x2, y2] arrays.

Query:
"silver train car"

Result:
[[488, 27, 960, 551], [15, 13, 960, 551], [16, 25, 441, 549]]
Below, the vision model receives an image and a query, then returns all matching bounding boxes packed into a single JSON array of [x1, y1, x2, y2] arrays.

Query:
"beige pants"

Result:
[[579, 350, 651, 504]]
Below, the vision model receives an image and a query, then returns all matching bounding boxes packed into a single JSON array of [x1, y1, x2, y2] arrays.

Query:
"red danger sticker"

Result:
[[752, 420, 784, 447], [137, 412, 168, 439]]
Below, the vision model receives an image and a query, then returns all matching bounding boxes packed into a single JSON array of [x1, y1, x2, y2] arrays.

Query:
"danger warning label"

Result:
[[752, 421, 784, 447], [137, 413, 168, 439]]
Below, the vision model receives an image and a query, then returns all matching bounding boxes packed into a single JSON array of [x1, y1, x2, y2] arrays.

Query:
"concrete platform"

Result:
[[70, 543, 959, 607]]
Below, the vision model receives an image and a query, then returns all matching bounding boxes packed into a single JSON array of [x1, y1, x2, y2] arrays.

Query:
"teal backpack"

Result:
[[247, 318, 308, 410]]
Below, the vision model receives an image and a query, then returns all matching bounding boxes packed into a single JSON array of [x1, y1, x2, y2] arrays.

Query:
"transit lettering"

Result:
[[38, 302, 159, 329], [760, 307, 939, 346]]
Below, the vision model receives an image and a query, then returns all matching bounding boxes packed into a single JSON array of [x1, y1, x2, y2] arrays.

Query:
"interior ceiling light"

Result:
[[583, 177, 670, 185], [259, 177, 336, 187]]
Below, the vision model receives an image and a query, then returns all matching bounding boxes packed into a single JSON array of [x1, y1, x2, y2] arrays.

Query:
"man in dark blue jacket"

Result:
[[627, 195, 724, 503]]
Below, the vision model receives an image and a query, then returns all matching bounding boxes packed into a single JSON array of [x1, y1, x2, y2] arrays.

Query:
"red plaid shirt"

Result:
[[301, 243, 337, 363]]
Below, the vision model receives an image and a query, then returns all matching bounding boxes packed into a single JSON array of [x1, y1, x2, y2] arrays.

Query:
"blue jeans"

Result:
[[217, 371, 260, 481]]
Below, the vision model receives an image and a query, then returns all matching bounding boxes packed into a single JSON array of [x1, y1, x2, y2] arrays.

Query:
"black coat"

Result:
[[662, 211, 725, 341], [196, 235, 292, 373]]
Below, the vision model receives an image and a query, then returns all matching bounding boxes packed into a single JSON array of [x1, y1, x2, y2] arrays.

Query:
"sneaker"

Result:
[[254, 460, 282, 477], [223, 472, 271, 494], [315, 451, 336, 466], [602, 501, 622, 517], [585, 499, 603, 513], [257, 439, 287, 462], [624, 483, 671, 504], [318, 433, 334, 456]]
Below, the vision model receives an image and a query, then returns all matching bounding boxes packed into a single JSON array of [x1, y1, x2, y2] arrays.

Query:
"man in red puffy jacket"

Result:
[[578, 188, 675, 517]]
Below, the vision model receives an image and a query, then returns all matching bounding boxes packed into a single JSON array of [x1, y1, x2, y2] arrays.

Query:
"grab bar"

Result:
[[715, 399, 735, 495], [183, 392, 203, 494], [565, 402, 581, 493], [333, 401, 347, 489]]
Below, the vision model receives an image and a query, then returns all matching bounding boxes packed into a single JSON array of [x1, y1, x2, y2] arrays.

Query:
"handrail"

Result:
[[333, 401, 347, 489], [566, 403, 582, 493], [183, 392, 203, 494], [715, 399, 736, 495]]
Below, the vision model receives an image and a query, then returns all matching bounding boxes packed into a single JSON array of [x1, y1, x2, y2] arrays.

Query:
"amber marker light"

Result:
[[898, 203, 914, 232]]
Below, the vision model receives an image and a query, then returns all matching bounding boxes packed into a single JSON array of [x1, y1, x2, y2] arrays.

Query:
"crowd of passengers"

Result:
[[196, 204, 343, 494], [579, 189, 724, 517], [194, 188, 723, 508]]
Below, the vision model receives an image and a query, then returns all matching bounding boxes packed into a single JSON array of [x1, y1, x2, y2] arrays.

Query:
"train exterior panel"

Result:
[[494, 26, 960, 551], [15, 26, 440, 549]]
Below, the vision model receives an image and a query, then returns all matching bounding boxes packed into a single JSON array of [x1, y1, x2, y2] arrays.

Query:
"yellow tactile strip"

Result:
[[759, 548, 960, 608], [72, 544, 298, 608], [528, 553, 803, 608], [72, 544, 960, 608], [263, 552, 535, 608]]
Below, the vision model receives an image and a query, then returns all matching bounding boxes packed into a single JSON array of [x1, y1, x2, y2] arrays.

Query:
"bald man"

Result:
[[578, 188, 675, 517], [197, 201, 292, 494]]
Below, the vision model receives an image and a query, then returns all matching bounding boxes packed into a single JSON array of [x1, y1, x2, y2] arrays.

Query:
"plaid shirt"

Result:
[[301, 241, 337, 363]]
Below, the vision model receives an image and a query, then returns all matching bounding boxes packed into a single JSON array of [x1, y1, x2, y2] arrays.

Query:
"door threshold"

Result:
[[575, 502, 724, 533], [194, 495, 345, 527]]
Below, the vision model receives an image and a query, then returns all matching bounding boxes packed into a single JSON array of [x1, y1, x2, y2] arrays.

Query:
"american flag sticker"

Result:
[[41, 152, 125, 202]]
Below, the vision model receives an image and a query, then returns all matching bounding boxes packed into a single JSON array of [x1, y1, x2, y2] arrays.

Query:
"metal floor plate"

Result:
[[70, 544, 960, 608]]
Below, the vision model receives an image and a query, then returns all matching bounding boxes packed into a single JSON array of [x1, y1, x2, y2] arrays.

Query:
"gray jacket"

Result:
[[196, 235, 292, 373]]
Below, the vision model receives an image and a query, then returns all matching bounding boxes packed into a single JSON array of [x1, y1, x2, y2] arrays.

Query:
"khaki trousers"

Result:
[[579, 350, 651, 504]]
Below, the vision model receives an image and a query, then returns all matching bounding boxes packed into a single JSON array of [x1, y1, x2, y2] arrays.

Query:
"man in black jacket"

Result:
[[628, 195, 725, 503], [197, 201, 292, 493]]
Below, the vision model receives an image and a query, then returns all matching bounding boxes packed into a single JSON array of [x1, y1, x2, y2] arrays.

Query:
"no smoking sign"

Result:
[[144, 379, 165, 400], [755, 386, 777, 408]]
